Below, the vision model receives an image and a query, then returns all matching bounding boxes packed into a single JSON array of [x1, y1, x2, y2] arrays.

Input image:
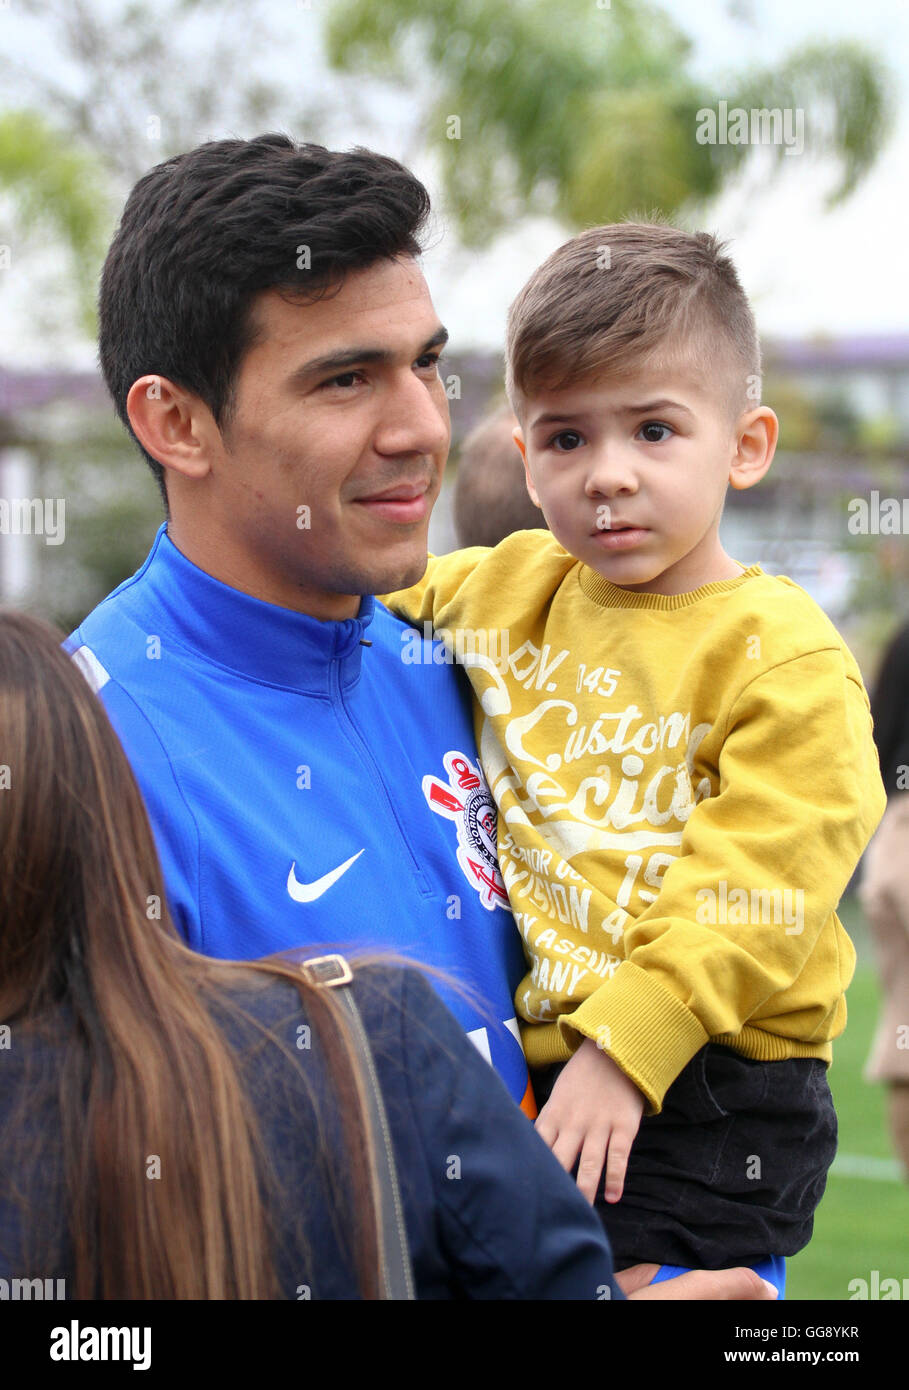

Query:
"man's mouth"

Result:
[[353, 480, 432, 523]]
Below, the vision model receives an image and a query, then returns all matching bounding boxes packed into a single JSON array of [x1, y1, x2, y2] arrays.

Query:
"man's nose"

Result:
[[374, 368, 450, 459]]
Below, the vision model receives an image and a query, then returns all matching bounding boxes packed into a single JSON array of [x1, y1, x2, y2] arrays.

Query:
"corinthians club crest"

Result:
[[423, 751, 509, 911]]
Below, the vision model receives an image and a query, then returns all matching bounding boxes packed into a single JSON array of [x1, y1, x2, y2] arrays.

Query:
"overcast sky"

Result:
[[1, 0, 907, 365]]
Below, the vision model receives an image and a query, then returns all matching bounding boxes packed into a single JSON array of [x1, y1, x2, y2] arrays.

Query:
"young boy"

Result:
[[382, 222, 885, 1294]]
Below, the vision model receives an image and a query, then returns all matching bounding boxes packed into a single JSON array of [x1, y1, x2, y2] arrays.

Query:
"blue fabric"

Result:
[[65, 524, 532, 1110], [0, 966, 622, 1299], [650, 1256, 786, 1298]]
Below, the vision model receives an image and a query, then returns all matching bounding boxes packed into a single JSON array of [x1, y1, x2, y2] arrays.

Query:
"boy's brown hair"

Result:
[[505, 221, 761, 421]]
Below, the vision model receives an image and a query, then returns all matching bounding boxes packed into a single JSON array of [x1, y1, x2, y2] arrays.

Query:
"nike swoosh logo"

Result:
[[287, 849, 365, 903]]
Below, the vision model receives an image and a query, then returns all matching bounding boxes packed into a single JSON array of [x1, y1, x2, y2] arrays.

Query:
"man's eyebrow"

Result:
[[287, 325, 449, 383], [531, 397, 695, 429]]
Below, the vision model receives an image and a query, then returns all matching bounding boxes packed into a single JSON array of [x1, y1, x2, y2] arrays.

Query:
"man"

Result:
[[65, 135, 772, 1300], [66, 133, 532, 1111]]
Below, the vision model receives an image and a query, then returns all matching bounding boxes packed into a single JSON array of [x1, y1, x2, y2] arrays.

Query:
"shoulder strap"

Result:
[[299, 954, 416, 1301]]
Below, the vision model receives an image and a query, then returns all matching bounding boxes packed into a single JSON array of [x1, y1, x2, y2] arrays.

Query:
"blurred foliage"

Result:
[[2, 0, 322, 185], [733, 41, 892, 207], [10, 406, 163, 632], [0, 110, 111, 336], [763, 377, 833, 454], [326, 0, 896, 245]]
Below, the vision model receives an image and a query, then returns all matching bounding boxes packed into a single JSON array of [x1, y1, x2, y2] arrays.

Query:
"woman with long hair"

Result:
[[0, 609, 397, 1297], [0, 611, 772, 1300]]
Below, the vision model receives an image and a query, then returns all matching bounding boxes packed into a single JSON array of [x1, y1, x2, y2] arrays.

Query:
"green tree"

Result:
[[325, 0, 895, 245], [1, 0, 334, 185], [0, 110, 111, 334]]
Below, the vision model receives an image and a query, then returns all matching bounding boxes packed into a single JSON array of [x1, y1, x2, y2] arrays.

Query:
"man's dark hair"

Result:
[[99, 133, 433, 508]]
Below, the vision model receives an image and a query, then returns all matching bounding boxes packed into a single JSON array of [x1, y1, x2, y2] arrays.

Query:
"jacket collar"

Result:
[[128, 524, 375, 694]]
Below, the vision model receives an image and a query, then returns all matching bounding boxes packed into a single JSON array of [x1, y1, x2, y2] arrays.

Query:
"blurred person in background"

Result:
[[860, 619, 909, 1179], [453, 401, 548, 547]]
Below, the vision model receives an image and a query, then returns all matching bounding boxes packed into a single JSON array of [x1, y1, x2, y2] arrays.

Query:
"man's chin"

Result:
[[370, 551, 431, 597]]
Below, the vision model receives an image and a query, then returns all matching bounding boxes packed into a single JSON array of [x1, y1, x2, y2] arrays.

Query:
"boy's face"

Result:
[[514, 361, 776, 596]]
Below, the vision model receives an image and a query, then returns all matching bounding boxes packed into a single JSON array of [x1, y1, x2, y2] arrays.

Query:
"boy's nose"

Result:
[[583, 448, 638, 498]]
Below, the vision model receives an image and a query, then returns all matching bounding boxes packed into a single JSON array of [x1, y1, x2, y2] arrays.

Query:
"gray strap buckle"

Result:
[[299, 953, 354, 988]]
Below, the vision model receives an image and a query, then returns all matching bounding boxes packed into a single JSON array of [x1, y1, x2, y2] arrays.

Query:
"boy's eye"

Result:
[[549, 430, 584, 451], [638, 421, 672, 443]]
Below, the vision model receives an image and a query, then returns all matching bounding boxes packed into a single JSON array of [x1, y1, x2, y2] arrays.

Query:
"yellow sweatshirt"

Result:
[[383, 532, 886, 1113]]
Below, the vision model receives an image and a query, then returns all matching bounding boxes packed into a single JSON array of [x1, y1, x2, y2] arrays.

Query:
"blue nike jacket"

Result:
[[65, 524, 533, 1111]]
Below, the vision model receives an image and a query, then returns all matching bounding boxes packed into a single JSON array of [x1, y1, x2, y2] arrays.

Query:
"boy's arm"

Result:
[[560, 646, 886, 1116], [538, 646, 885, 1202], [378, 545, 492, 628]]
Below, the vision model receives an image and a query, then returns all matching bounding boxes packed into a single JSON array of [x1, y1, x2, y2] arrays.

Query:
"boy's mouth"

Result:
[[592, 525, 648, 549]]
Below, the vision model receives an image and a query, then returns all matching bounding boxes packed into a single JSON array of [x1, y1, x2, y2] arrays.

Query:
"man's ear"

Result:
[[729, 407, 779, 492], [513, 426, 542, 509], [126, 376, 220, 483]]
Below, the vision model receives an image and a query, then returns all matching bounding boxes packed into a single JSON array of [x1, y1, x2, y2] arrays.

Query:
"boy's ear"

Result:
[[513, 426, 543, 509], [729, 407, 779, 492]]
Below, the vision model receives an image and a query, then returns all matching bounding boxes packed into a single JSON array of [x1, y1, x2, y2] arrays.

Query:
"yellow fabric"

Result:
[[381, 531, 886, 1113]]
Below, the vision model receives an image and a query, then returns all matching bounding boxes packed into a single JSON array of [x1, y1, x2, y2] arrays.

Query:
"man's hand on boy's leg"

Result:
[[615, 1263, 779, 1300], [613, 1263, 661, 1294], [534, 1038, 644, 1203]]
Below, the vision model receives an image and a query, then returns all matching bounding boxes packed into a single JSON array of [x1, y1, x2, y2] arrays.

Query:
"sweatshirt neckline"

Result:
[[578, 561, 764, 611]]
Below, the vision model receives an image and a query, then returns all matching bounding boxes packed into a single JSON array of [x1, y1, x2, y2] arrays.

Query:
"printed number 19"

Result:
[[617, 852, 676, 907]]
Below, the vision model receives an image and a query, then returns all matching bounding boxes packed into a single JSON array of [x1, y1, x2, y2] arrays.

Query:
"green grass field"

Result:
[[787, 892, 909, 1300]]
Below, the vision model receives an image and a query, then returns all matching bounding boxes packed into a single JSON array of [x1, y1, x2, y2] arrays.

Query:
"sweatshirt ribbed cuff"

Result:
[[557, 962, 709, 1114]]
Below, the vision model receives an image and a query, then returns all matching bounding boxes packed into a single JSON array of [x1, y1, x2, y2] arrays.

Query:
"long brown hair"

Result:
[[0, 610, 385, 1298]]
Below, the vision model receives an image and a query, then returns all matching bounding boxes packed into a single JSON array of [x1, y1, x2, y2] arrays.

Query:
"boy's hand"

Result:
[[534, 1038, 644, 1204]]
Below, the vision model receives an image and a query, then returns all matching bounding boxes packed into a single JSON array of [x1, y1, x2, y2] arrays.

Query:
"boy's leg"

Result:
[[648, 1255, 786, 1299], [534, 1046, 836, 1272]]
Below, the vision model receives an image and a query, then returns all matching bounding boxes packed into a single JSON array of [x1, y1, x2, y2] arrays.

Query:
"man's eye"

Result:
[[550, 430, 584, 451], [638, 421, 672, 443], [321, 371, 364, 390], [416, 352, 443, 371]]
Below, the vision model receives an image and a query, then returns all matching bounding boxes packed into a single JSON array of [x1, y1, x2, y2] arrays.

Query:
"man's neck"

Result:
[[164, 520, 361, 621]]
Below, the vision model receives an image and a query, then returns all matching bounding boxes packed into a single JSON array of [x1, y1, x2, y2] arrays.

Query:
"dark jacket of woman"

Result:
[[0, 964, 621, 1300]]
